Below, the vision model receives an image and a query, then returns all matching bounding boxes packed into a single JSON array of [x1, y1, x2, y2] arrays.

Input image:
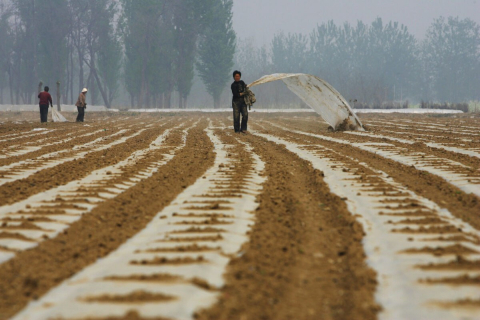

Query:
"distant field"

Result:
[[1, 112, 479, 320]]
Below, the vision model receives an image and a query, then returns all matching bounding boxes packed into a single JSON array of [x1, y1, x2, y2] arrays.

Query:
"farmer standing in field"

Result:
[[38, 86, 53, 123], [231, 70, 248, 133], [75, 88, 88, 122]]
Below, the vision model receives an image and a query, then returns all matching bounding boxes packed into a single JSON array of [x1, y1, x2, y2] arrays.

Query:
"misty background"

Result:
[[0, 0, 478, 110]]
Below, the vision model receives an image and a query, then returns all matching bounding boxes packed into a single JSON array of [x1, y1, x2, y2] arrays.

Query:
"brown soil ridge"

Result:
[[0, 119, 179, 206], [0, 121, 214, 319], [402, 244, 479, 256], [130, 256, 206, 265], [256, 121, 480, 233], [103, 274, 181, 283], [196, 128, 379, 320], [83, 290, 175, 303], [417, 256, 480, 271], [439, 299, 480, 308], [0, 121, 132, 167], [269, 115, 480, 170], [421, 274, 480, 285], [68, 310, 172, 320]]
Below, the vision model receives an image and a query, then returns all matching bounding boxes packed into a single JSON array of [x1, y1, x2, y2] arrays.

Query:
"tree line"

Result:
[[235, 17, 480, 108], [0, 1, 478, 110], [0, 0, 236, 109]]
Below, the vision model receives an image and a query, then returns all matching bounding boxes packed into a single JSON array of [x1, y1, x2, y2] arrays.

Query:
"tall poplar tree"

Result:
[[423, 17, 480, 102], [196, 0, 236, 109]]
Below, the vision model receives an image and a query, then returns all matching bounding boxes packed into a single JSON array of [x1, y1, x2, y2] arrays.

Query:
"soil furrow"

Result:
[[266, 118, 480, 170], [0, 119, 214, 319], [252, 121, 480, 232], [0, 120, 138, 165], [0, 126, 131, 167], [0, 119, 178, 206], [0, 125, 190, 264], [251, 128, 480, 319], [197, 124, 378, 320], [9, 124, 263, 320]]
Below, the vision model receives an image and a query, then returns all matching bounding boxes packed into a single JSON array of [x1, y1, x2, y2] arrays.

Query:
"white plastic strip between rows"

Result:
[[365, 121, 480, 136], [253, 131, 480, 320], [5, 125, 100, 148], [263, 122, 480, 198], [0, 119, 161, 166], [1, 129, 106, 160], [0, 129, 54, 144], [12, 125, 266, 320], [360, 128, 475, 143], [380, 119, 480, 131], [344, 131, 480, 159], [0, 128, 130, 171], [354, 109, 463, 114], [0, 125, 156, 187], [0, 124, 189, 264]]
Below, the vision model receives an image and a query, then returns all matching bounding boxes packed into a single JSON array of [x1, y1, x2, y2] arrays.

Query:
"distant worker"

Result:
[[231, 70, 248, 133], [37, 86, 53, 123], [75, 88, 88, 122]]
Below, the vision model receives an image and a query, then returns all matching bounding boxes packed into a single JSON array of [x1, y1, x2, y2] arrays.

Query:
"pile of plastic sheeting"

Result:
[[248, 73, 364, 131], [52, 108, 68, 122]]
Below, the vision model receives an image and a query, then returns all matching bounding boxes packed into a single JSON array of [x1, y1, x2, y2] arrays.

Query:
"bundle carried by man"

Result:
[[243, 87, 256, 110]]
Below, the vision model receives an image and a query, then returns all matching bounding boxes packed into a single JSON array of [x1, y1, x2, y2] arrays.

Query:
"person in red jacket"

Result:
[[38, 86, 53, 123]]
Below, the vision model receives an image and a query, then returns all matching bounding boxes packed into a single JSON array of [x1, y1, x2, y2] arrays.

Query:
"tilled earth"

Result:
[[0, 112, 479, 320]]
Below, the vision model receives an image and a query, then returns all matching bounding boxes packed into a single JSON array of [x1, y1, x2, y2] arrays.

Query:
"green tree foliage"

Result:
[[265, 18, 420, 105], [120, 0, 169, 108], [35, 0, 69, 97], [1, 1, 478, 109], [96, 2, 122, 108], [0, 1, 13, 103], [423, 17, 480, 102], [308, 18, 417, 104], [197, 0, 236, 109], [271, 33, 308, 73], [80, 0, 120, 108], [0, 0, 227, 108], [120, 0, 214, 108], [263, 16, 479, 106]]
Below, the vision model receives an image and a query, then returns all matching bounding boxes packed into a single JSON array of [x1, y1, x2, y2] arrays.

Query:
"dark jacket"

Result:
[[231, 80, 247, 102], [38, 92, 52, 106]]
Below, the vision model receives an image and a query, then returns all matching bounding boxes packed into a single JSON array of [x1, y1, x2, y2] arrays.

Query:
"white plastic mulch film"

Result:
[[52, 108, 68, 122], [249, 73, 364, 131]]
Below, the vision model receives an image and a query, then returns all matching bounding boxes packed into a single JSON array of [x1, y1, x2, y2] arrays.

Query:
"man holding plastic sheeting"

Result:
[[38, 86, 53, 123], [75, 88, 88, 122], [231, 70, 248, 134]]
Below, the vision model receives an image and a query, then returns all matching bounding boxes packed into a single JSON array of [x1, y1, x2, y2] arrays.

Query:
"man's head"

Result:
[[233, 70, 241, 82], [82, 88, 88, 95], [44, 86, 49, 92]]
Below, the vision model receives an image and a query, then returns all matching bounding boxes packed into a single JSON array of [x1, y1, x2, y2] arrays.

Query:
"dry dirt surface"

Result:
[[0, 111, 479, 320]]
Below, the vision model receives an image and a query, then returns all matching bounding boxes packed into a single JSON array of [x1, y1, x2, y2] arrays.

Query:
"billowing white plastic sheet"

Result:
[[249, 73, 364, 131], [52, 108, 68, 122]]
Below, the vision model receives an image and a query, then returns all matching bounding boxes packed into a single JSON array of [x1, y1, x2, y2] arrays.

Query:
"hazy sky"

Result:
[[232, 0, 480, 45]]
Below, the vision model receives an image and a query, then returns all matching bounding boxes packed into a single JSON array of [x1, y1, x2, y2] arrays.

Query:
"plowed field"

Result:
[[1, 112, 479, 320]]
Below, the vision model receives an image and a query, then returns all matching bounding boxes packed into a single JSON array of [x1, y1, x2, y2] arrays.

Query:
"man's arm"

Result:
[[48, 94, 53, 107]]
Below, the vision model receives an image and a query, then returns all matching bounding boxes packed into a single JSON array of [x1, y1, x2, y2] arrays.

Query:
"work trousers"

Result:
[[232, 100, 248, 132], [39, 105, 49, 123], [76, 106, 85, 122]]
